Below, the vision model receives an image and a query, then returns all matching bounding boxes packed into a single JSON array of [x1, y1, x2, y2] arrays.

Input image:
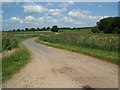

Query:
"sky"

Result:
[[1, 1, 119, 31]]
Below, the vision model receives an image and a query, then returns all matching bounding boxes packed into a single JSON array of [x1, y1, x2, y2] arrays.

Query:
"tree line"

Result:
[[12, 27, 51, 32], [8, 17, 120, 34], [10, 26, 92, 32]]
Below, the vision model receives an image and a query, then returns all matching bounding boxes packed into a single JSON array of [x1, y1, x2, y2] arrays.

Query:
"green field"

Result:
[[2, 29, 119, 82], [59, 29, 92, 33], [35, 29, 119, 64]]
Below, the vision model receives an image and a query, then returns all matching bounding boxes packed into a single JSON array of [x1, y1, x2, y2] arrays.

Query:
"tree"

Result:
[[46, 27, 50, 30], [43, 27, 46, 31], [13, 29, 16, 32], [97, 17, 120, 34], [25, 28, 29, 31], [21, 29, 24, 31], [51, 25, 59, 32], [17, 29, 21, 31], [37, 28, 40, 31]]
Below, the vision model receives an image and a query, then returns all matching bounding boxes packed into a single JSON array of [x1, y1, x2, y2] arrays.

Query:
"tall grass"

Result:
[[2, 33, 19, 52], [37, 31, 119, 64], [2, 32, 31, 82], [39, 32, 119, 52], [2, 46, 30, 82]]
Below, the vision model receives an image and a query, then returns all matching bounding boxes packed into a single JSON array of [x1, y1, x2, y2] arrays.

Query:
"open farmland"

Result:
[[36, 30, 119, 64], [39, 31, 119, 52], [2, 1, 119, 88]]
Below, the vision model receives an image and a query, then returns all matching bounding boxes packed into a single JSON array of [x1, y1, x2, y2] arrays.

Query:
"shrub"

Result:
[[51, 25, 59, 32], [91, 27, 101, 33], [2, 34, 19, 52]]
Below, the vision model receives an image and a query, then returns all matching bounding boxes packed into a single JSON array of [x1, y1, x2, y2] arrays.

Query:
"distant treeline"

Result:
[[7, 26, 92, 32], [5, 17, 120, 33], [11, 27, 51, 32], [59, 27, 92, 30]]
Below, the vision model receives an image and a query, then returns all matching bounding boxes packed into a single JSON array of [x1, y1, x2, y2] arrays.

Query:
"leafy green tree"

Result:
[[46, 27, 50, 30], [13, 29, 16, 32], [17, 29, 21, 31], [43, 27, 46, 31], [37, 28, 40, 31], [51, 25, 59, 32], [97, 17, 120, 34], [25, 28, 29, 31], [21, 29, 24, 31]]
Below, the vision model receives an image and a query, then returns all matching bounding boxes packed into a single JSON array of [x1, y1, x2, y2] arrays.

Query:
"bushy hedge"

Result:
[[2, 34, 19, 52]]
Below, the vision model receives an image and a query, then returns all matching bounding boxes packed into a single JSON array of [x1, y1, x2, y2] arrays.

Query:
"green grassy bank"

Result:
[[2, 45, 30, 82]]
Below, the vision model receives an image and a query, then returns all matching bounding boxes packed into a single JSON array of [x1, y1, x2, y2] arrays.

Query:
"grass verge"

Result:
[[35, 39, 119, 65], [2, 45, 30, 82]]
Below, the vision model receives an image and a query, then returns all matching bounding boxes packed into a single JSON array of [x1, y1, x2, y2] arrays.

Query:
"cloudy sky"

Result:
[[1, 1, 118, 31]]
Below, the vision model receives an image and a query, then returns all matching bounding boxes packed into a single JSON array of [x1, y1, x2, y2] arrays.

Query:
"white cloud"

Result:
[[67, 9, 110, 27], [23, 15, 59, 26], [68, 1, 74, 5], [63, 16, 73, 22], [9, 17, 23, 23], [47, 8, 67, 16], [59, 1, 74, 8], [48, 9, 62, 16], [24, 15, 36, 23], [68, 9, 90, 18], [25, 15, 35, 21], [98, 5, 103, 8], [62, 16, 85, 25], [23, 3, 48, 14], [68, 9, 108, 21], [24, 15, 46, 24]]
